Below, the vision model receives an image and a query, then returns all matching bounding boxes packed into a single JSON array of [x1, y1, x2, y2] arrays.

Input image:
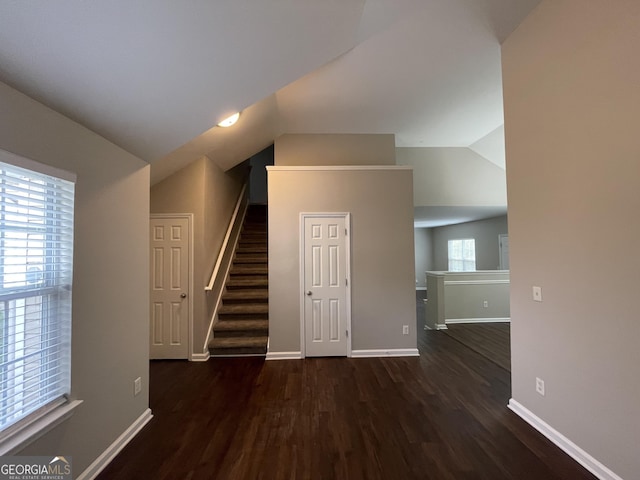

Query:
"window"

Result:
[[0, 152, 75, 441], [448, 239, 476, 272]]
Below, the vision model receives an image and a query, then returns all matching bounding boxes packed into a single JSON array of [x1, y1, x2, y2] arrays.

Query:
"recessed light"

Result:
[[217, 112, 240, 128]]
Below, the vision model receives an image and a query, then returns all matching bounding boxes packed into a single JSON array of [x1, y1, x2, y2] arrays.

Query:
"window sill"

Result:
[[0, 400, 83, 456]]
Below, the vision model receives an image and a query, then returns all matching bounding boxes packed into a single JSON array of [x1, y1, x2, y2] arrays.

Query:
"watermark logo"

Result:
[[0, 456, 72, 480]]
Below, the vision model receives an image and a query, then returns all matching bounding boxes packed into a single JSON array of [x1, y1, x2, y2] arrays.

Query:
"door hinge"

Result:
[[345, 278, 348, 286], [345, 228, 348, 235], [346, 330, 349, 338]]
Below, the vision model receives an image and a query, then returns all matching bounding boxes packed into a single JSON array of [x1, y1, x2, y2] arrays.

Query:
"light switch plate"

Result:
[[533, 286, 543, 302]]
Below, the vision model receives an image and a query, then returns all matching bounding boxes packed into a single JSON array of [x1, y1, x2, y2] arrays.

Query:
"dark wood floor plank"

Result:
[[442, 322, 511, 371], [97, 306, 595, 480]]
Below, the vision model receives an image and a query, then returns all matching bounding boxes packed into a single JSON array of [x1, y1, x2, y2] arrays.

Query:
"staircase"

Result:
[[209, 204, 268, 356]]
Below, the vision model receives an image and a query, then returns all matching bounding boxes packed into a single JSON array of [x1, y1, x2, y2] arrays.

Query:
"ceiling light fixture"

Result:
[[217, 112, 240, 128]]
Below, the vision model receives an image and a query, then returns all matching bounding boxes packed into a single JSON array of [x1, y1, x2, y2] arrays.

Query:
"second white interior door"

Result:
[[303, 214, 350, 357]]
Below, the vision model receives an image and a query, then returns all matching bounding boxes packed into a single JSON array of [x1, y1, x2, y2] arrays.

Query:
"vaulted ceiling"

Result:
[[0, 0, 540, 185]]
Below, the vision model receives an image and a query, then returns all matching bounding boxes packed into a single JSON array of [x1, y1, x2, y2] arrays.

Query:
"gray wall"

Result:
[[442, 272, 510, 321], [275, 134, 396, 166], [151, 156, 244, 355], [267, 168, 416, 353], [414, 228, 434, 287], [396, 147, 507, 206], [0, 81, 150, 474], [432, 216, 508, 271], [249, 145, 273, 204], [503, 1, 639, 478]]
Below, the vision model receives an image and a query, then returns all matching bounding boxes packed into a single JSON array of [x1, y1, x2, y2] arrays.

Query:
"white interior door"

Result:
[[150, 216, 191, 359], [499, 234, 510, 270], [302, 214, 350, 357]]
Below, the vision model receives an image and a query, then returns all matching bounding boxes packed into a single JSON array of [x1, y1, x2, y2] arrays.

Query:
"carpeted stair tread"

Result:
[[213, 320, 269, 337], [219, 303, 268, 315], [210, 204, 269, 358], [236, 245, 268, 254], [209, 336, 268, 355], [239, 237, 268, 245], [242, 226, 267, 232], [230, 265, 268, 275], [233, 253, 268, 263], [226, 277, 268, 289], [222, 289, 269, 302]]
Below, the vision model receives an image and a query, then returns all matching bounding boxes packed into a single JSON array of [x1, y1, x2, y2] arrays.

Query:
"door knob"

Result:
[[180, 293, 187, 298], [306, 291, 312, 296]]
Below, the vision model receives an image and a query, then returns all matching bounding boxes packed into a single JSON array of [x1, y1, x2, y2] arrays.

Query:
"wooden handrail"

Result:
[[205, 182, 247, 291]]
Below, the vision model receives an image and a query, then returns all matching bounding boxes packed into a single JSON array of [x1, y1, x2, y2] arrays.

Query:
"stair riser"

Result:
[[234, 256, 268, 263], [230, 269, 268, 275], [213, 329, 268, 338], [222, 298, 268, 304], [225, 279, 268, 287], [218, 313, 269, 321], [210, 347, 267, 356], [226, 285, 269, 291]]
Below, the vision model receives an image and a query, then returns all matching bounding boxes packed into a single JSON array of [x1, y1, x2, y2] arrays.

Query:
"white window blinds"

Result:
[[0, 156, 75, 436], [448, 239, 476, 272]]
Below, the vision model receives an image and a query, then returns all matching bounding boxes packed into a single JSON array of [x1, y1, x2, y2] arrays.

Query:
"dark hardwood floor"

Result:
[[98, 308, 595, 479], [442, 323, 511, 372]]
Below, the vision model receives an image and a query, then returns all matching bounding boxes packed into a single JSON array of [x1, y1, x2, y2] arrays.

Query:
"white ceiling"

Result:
[[0, 0, 540, 183], [414, 206, 508, 228]]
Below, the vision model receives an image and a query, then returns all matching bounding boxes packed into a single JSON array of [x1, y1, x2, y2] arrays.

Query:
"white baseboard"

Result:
[[446, 317, 510, 324], [425, 323, 448, 330], [351, 349, 419, 358], [416, 287, 427, 291], [265, 351, 303, 360], [190, 352, 210, 362], [78, 408, 153, 480], [508, 399, 622, 480]]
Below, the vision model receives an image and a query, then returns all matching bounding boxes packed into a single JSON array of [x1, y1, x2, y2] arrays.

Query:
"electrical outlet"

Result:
[[483, 300, 489, 308], [402, 325, 409, 335], [535, 377, 545, 396], [134, 377, 142, 396], [532, 286, 543, 302]]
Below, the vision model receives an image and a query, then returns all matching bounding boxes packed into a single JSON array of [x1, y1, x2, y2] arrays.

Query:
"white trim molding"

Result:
[[266, 165, 412, 172], [508, 400, 623, 480], [0, 399, 83, 455], [416, 287, 427, 291], [78, 408, 153, 480], [265, 351, 303, 361], [446, 318, 510, 324], [190, 352, 210, 362], [351, 349, 419, 358], [444, 279, 510, 286]]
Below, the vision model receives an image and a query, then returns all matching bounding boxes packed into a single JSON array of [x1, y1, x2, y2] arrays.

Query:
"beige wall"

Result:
[[503, 1, 640, 478], [275, 134, 396, 166], [0, 81, 150, 473], [397, 147, 507, 207], [267, 168, 416, 353], [151, 157, 244, 354], [432, 215, 508, 271]]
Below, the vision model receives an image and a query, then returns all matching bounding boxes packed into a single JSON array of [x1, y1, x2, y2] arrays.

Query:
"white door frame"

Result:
[[149, 213, 194, 360], [299, 212, 352, 358]]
